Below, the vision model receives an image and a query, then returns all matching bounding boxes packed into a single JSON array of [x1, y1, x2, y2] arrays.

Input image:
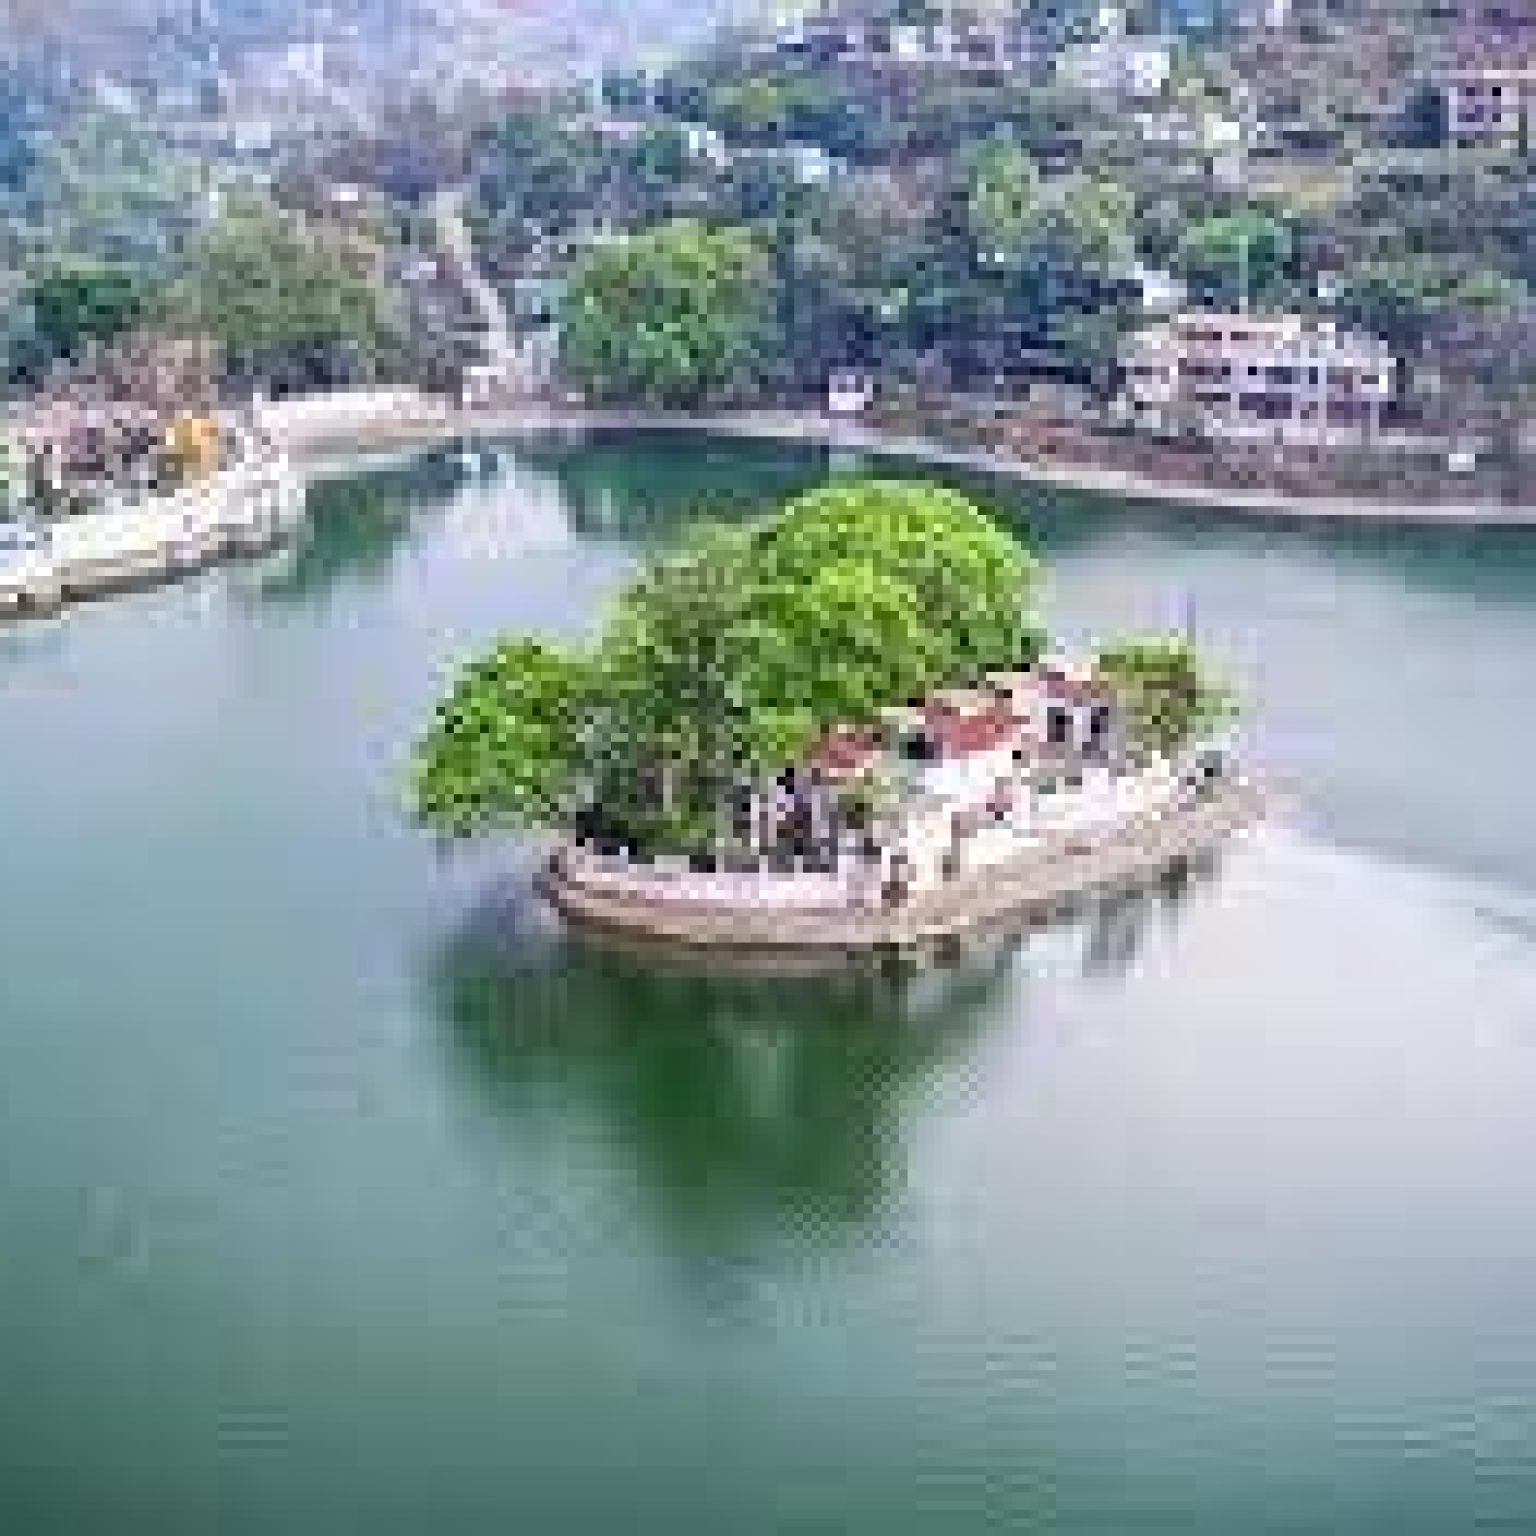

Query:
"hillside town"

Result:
[[2, 0, 1536, 515]]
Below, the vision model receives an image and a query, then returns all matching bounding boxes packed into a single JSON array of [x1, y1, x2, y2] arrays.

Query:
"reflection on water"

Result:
[[1078, 851, 1220, 980], [250, 454, 470, 608], [527, 435, 829, 543], [6, 434, 1536, 1533], [429, 879, 1010, 1263], [426, 862, 1226, 1269]]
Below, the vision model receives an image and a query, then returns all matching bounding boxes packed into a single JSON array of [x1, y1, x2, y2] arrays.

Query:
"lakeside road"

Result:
[[304, 400, 1536, 528]]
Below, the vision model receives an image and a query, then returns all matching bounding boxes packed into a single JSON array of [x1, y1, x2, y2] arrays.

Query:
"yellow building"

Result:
[[164, 414, 222, 481]]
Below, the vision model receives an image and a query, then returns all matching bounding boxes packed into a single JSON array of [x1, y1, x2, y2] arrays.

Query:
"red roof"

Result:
[[921, 706, 1020, 758], [806, 726, 882, 779]]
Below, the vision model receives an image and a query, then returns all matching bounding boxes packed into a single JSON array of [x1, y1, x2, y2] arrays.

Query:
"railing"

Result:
[[544, 777, 1263, 947]]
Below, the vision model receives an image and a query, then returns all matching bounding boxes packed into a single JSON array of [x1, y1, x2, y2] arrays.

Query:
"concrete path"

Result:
[[431, 184, 516, 373]]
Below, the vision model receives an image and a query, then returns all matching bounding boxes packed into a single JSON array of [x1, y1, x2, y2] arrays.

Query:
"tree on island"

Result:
[[412, 480, 1043, 853], [559, 220, 779, 410], [1094, 636, 1235, 761]]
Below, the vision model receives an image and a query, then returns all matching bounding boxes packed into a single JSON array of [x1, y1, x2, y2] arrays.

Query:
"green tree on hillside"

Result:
[[1333, 256, 1525, 359], [1175, 209, 1294, 308], [26, 258, 148, 363], [560, 220, 778, 409], [1032, 175, 1136, 277], [171, 199, 401, 394], [965, 135, 1041, 261]]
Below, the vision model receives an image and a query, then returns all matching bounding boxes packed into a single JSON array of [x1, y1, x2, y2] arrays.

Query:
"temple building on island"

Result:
[[560, 652, 1240, 923]]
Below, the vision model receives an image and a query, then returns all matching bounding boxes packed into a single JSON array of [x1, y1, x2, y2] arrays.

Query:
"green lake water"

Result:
[[3, 435, 1536, 1533]]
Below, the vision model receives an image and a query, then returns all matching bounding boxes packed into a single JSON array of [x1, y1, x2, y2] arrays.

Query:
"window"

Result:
[[1046, 707, 1070, 745]]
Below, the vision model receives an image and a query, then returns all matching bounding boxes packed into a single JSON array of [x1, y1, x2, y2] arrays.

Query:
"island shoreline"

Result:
[[536, 777, 1266, 961]]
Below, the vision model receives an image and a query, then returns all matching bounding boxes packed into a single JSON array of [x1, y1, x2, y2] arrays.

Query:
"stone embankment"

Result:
[[538, 776, 1265, 959], [0, 452, 303, 618]]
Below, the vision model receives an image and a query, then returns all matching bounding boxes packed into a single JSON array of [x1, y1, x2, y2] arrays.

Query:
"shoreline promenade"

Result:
[[0, 446, 303, 618]]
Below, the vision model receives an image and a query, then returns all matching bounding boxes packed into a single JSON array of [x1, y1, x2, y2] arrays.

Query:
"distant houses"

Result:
[[1119, 310, 1399, 444], [1436, 62, 1536, 151], [1056, 34, 1171, 97], [767, 5, 1036, 79]]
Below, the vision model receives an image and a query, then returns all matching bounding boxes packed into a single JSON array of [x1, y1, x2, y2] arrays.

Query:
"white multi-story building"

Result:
[[1056, 37, 1170, 97], [1119, 311, 1399, 444], [770, 4, 1033, 75], [1439, 64, 1536, 150]]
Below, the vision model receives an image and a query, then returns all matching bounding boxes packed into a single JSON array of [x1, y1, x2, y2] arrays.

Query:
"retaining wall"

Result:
[[539, 778, 1265, 954]]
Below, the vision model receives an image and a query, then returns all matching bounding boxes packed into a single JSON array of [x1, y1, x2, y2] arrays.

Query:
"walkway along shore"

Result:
[[538, 776, 1266, 960], [0, 450, 304, 618], [304, 397, 1536, 527]]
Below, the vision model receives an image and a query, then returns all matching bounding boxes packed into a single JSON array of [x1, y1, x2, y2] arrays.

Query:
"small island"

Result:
[[412, 478, 1261, 956]]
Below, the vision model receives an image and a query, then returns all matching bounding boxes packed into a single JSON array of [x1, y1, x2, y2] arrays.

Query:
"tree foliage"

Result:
[[412, 637, 599, 839], [756, 479, 1043, 678], [1030, 174, 1136, 277], [412, 479, 1043, 849], [965, 135, 1041, 260], [25, 258, 148, 363], [1332, 256, 1526, 358], [1095, 636, 1234, 759], [171, 198, 401, 392], [560, 219, 778, 409], [1175, 209, 1295, 307]]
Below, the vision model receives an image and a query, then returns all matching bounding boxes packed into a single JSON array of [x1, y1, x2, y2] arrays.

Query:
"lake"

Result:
[[3, 435, 1536, 1533]]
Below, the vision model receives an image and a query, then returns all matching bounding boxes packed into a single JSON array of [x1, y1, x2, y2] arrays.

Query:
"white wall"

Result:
[[569, 853, 857, 911]]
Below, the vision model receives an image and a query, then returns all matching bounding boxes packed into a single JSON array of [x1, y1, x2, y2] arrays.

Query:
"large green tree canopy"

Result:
[[413, 479, 1044, 850], [559, 219, 778, 410], [170, 198, 401, 390]]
